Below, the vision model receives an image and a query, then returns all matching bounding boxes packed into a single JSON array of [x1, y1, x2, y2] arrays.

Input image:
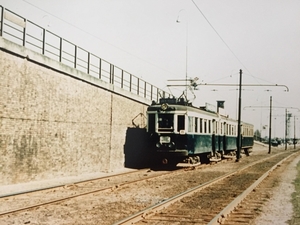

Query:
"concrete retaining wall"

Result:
[[0, 38, 151, 185]]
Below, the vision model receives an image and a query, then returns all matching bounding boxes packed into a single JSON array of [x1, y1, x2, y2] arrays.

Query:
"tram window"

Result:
[[148, 114, 155, 133], [208, 120, 211, 133], [200, 118, 203, 133], [158, 113, 174, 130], [220, 122, 222, 135], [188, 116, 194, 132], [177, 115, 185, 132], [204, 120, 207, 133], [195, 117, 198, 133]]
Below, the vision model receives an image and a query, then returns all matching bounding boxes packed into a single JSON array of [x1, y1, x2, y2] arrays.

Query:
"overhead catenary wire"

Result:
[[191, 0, 253, 78], [22, 0, 287, 92], [190, 1, 290, 90], [22, 0, 177, 79]]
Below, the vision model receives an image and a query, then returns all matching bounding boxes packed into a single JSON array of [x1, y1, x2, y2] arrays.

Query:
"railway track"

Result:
[[0, 169, 166, 215], [0, 163, 209, 218], [217, 153, 296, 225], [114, 150, 299, 225], [0, 147, 296, 224]]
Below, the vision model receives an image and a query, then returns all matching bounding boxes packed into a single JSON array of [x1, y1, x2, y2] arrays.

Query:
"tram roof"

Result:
[[148, 98, 253, 127]]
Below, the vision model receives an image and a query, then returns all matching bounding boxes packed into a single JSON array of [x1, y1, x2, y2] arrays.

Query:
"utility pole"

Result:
[[176, 10, 188, 101], [294, 115, 296, 149], [268, 96, 272, 154], [285, 109, 288, 150], [236, 69, 242, 162]]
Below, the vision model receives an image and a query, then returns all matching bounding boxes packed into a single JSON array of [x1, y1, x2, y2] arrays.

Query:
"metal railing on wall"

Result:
[[0, 5, 171, 102]]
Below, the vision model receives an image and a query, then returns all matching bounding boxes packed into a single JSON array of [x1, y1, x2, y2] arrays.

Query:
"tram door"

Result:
[[219, 122, 224, 152], [222, 122, 227, 152], [212, 119, 216, 154]]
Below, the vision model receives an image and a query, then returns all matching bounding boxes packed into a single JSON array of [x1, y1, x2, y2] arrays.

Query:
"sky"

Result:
[[1, 0, 300, 138]]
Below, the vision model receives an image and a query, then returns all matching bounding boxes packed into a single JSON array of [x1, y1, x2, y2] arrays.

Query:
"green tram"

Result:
[[147, 98, 254, 165]]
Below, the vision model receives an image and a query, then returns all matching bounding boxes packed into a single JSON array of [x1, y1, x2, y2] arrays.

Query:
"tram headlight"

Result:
[[156, 142, 161, 148], [161, 103, 168, 111]]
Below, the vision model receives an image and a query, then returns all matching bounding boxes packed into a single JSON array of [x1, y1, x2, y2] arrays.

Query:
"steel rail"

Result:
[[0, 169, 142, 199], [0, 166, 200, 217]]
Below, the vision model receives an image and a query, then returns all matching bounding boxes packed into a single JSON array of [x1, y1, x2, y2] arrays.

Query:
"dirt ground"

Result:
[[254, 151, 300, 225], [0, 144, 299, 224]]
